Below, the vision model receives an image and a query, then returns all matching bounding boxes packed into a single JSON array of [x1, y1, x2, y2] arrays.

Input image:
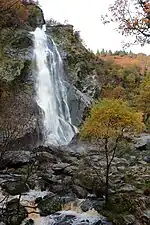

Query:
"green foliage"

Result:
[[96, 49, 132, 56], [102, 194, 138, 225], [81, 99, 144, 140], [135, 74, 150, 124], [116, 139, 133, 157]]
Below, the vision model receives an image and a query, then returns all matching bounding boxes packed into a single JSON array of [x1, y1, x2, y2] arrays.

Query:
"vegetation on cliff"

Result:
[[0, 0, 36, 29]]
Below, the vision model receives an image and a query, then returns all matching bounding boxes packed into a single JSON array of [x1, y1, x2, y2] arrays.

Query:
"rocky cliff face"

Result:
[[0, 7, 101, 148]]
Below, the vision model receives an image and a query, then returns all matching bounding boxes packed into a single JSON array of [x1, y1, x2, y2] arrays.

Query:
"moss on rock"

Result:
[[38, 195, 62, 216], [0, 58, 24, 82]]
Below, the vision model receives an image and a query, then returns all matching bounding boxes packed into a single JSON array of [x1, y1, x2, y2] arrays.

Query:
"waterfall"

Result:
[[33, 27, 76, 146]]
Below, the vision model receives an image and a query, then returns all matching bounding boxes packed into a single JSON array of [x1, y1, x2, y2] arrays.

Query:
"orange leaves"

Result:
[[103, 0, 150, 45], [0, 0, 34, 28], [81, 99, 144, 141]]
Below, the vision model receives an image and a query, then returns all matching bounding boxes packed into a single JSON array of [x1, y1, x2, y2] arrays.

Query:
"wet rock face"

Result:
[[27, 5, 45, 29], [67, 85, 91, 126], [47, 24, 101, 100], [0, 20, 101, 146]]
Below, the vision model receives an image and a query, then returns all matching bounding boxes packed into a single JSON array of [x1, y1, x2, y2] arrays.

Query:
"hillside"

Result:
[[99, 53, 150, 74]]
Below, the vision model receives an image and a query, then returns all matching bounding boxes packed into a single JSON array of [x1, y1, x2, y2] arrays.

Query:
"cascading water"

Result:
[[33, 27, 76, 146]]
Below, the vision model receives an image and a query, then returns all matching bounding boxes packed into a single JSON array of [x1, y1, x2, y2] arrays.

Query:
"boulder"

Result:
[[118, 184, 136, 193], [134, 133, 150, 150], [1, 151, 33, 168], [24, 219, 34, 225], [4, 198, 28, 225], [144, 156, 150, 163], [2, 179, 29, 195], [80, 199, 93, 212], [38, 194, 62, 216], [122, 214, 136, 225], [142, 210, 150, 224], [72, 185, 88, 199]]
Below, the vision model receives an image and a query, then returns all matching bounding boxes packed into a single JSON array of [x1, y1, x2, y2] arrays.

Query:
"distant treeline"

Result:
[[96, 49, 144, 57]]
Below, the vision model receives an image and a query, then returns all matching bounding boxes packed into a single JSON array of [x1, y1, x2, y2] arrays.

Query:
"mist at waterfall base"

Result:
[[33, 27, 77, 146]]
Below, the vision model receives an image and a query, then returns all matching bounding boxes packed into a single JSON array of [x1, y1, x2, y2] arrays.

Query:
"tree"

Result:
[[96, 49, 100, 55], [102, 0, 150, 46], [100, 48, 106, 56], [135, 73, 150, 123], [108, 50, 112, 55], [0, 0, 36, 29], [81, 99, 144, 204]]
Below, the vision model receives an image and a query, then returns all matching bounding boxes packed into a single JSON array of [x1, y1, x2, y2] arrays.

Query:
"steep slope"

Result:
[[0, 11, 101, 149]]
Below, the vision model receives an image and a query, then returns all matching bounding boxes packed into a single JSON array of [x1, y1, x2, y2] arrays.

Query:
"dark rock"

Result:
[[2, 180, 29, 195], [80, 199, 93, 212], [4, 198, 28, 225], [122, 214, 136, 225], [24, 219, 34, 225], [72, 185, 88, 198], [35, 197, 43, 204], [134, 133, 150, 150], [1, 151, 33, 168], [80, 198, 104, 213], [144, 188, 150, 196], [67, 85, 91, 126], [27, 5, 45, 29], [144, 156, 150, 163], [36, 151, 56, 163], [52, 163, 70, 171], [92, 200, 105, 211], [38, 194, 62, 216], [141, 210, 150, 224], [60, 192, 76, 205]]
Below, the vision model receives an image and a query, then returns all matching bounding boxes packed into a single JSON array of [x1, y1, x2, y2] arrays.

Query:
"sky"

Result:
[[38, 0, 149, 55]]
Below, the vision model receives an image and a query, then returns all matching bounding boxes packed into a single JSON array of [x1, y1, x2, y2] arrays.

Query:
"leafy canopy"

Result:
[[136, 74, 150, 116], [81, 99, 144, 140], [0, 0, 36, 29], [102, 0, 150, 46]]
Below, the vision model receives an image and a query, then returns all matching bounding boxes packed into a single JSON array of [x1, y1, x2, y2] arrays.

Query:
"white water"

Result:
[[33, 27, 76, 146], [0, 189, 109, 225]]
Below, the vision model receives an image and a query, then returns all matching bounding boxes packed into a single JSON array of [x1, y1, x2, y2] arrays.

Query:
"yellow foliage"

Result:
[[81, 99, 144, 140]]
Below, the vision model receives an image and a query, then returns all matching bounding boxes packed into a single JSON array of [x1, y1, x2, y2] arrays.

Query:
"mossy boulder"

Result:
[[38, 194, 62, 216], [4, 198, 28, 225], [2, 180, 29, 195]]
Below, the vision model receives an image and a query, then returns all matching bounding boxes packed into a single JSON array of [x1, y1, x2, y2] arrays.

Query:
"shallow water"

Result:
[[0, 189, 110, 225]]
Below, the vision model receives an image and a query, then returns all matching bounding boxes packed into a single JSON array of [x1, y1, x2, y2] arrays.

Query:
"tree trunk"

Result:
[[104, 138, 109, 205], [105, 165, 109, 205]]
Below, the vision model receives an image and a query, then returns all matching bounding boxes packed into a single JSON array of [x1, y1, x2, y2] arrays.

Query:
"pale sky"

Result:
[[38, 0, 149, 55]]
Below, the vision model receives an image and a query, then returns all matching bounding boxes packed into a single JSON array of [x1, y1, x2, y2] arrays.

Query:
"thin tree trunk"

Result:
[[105, 164, 109, 205], [104, 138, 109, 205]]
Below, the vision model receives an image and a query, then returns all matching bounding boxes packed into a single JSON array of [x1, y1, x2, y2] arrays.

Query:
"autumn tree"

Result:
[[0, 0, 37, 29], [81, 99, 144, 204], [102, 0, 150, 46], [135, 73, 150, 123]]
